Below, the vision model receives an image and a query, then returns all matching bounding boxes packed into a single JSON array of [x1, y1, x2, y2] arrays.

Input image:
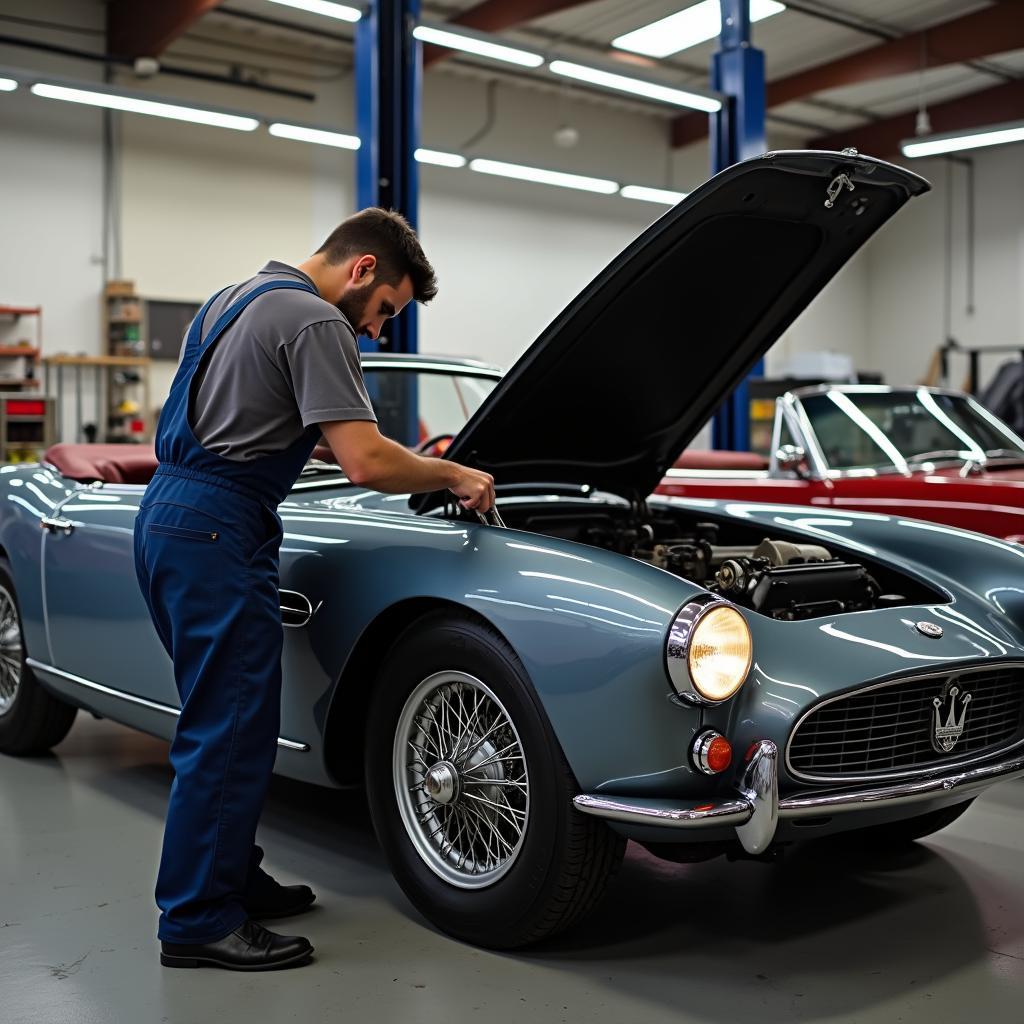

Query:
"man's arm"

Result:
[[320, 420, 495, 512]]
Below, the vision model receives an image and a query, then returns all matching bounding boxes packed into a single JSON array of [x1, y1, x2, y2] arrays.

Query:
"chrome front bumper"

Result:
[[573, 742, 1024, 855]]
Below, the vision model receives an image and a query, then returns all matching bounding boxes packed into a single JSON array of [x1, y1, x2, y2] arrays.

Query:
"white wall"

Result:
[[0, 0, 106, 437], [115, 67, 665, 377], [5, 3, 1022, 446], [0, 1, 106, 354], [863, 146, 1024, 391]]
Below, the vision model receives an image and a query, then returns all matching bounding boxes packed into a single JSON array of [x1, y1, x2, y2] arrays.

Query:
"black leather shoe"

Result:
[[243, 846, 317, 920], [160, 920, 313, 971], [244, 881, 316, 920]]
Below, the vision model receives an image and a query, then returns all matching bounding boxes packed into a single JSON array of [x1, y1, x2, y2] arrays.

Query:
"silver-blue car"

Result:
[[2, 151, 1022, 949]]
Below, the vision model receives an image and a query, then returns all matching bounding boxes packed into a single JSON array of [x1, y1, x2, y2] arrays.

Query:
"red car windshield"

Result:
[[801, 389, 1024, 473]]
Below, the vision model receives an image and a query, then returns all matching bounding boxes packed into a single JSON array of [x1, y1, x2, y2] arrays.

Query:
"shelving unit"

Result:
[[0, 394, 55, 462], [0, 305, 42, 391], [97, 281, 152, 441], [103, 282, 144, 357], [44, 355, 153, 443]]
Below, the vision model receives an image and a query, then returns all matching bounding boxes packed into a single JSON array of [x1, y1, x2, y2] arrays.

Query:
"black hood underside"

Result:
[[416, 151, 929, 513]]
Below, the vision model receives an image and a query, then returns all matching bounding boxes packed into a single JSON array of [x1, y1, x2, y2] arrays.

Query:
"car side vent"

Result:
[[280, 589, 317, 629]]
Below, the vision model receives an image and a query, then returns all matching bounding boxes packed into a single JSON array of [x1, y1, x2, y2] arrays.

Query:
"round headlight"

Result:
[[666, 600, 752, 704]]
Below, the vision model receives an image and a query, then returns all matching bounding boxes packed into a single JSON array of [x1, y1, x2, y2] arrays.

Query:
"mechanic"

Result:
[[133, 209, 494, 972]]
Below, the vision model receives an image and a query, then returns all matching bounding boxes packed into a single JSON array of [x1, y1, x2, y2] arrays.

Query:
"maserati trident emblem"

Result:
[[916, 621, 943, 639], [932, 683, 972, 753]]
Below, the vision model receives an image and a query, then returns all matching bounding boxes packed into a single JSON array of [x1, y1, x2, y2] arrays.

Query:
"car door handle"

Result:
[[40, 516, 74, 535]]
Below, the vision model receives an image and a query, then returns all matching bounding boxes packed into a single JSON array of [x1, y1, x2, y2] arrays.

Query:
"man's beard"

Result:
[[337, 284, 373, 336]]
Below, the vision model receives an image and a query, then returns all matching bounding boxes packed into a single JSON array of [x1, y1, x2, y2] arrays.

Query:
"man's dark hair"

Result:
[[316, 208, 437, 303]]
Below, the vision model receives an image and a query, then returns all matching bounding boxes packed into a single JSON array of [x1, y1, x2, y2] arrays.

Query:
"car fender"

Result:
[[277, 502, 705, 792]]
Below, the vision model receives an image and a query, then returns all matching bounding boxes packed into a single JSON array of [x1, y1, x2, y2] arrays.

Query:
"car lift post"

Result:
[[355, 0, 421, 443], [355, 0, 421, 358], [710, 0, 767, 452]]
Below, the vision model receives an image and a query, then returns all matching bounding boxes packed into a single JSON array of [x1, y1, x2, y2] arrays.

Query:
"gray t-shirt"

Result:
[[187, 261, 377, 461]]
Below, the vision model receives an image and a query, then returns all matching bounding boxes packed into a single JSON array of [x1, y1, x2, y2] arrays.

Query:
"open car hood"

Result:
[[415, 151, 929, 512]]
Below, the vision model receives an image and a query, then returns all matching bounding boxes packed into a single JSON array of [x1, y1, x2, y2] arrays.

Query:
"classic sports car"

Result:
[[3, 152, 1024, 951], [659, 384, 1024, 542]]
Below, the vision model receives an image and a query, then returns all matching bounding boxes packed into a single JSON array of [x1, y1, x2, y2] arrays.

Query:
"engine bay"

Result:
[[496, 502, 945, 620]]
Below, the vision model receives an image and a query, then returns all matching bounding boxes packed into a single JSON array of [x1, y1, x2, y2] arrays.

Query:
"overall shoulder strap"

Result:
[[181, 285, 232, 361], [199, 279, 318, 352]]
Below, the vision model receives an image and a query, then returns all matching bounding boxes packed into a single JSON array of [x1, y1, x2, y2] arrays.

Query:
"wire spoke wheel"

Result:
[[394, 670, 530, 889], [0, 584, 23, 718]]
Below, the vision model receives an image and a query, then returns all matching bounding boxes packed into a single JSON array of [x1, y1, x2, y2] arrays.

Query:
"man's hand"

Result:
[[448, 463, 495, 513], [320, 420, 496, 512]]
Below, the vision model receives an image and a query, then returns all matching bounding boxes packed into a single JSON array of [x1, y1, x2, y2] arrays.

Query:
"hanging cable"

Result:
[[943, 160, 953, 350], [965, 158, 975, 317], [459, 79, 499, 152], [914, 34, 931, 136]]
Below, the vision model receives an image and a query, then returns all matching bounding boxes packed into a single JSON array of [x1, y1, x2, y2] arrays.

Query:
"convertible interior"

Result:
[[43, 443, 160, 485], [42, 443, 768, 485]]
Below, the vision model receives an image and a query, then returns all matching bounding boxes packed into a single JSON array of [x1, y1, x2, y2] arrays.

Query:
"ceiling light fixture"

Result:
[[901, 119, 1024, 158], [269, 122, 360, 148], [415, 148, 467, 167], [620, 184, 688, 205], [469, 158, 618, 194], [263, 0, 362, 22], [548, 60, 721, 112], [30, 83, 259, 131], [613, 0, 786, 59], [0, 77, 17, 92], [413, 24, 544, 67]]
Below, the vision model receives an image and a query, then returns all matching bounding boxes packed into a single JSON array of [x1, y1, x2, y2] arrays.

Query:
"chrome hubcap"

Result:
[[394, 671, 530, 889], [425, 761, 458, 804], [0, 585, 23, 717]]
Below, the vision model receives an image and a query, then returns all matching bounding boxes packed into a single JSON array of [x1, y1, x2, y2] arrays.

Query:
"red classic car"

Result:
[[658, 384, 1024, 543]]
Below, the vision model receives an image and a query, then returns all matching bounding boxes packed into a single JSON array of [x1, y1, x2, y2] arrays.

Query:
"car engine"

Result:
[[635, 527, 883, 620], [492, 502, 945, 620]]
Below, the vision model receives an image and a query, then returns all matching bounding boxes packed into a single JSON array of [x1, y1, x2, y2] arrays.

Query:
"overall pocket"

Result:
[[148, 522, 219, 543]]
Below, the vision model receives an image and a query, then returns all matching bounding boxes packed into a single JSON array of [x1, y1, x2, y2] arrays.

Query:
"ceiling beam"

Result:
[[108, 0, 224, 59], [809, 78, 1024, 157], [423, 0, 593, 67], [671, 1, 1024, 148]]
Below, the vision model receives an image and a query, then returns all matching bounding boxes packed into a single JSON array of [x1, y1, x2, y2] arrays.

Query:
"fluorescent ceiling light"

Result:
[[613, 0, 786, 59], [620, 184, 687, 205], [269, 122, 360, 148], [415, 148, 466, 167], [413, 25, 544, 67], [548, 60, 721, 112], [901, 119, 1024, 158], [30, 83, 259, 130], [469, 158, 618, 194], [264, 0, 361, 22], [0, 77, 17, 92]]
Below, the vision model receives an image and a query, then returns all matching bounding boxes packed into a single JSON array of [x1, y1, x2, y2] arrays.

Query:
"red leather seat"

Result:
[[672, 449, 769, 471], [44, 443, 159, 484]]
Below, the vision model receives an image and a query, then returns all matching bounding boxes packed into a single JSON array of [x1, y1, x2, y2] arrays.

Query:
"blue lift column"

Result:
[[355, 0, 421, 357], [710, 0, 766, 451], [355, 0, 421, 445]]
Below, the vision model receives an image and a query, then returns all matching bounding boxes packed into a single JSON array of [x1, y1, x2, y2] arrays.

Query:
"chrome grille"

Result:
[[788, 665, 1024, 780]]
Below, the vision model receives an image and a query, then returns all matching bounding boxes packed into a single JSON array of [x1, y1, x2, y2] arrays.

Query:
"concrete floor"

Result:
[[1, 717, 1022, 1024]]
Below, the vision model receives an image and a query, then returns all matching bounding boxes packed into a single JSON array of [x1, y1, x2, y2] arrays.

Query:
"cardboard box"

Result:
[[105, 280, 136, 297]]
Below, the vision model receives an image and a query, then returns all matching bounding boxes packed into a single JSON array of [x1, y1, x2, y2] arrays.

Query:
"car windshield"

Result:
[[799, 388, 1024, 473], [304, 367, 499, 472]]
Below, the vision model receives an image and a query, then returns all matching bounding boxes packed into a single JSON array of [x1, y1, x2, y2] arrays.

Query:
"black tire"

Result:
[[854, 799, 974, 846], [365, 611, 626, 949], [0, 559, 77, 756]]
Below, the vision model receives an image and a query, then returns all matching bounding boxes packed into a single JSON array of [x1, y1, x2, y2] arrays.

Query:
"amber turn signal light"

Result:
[[692, 729, 733, 775]]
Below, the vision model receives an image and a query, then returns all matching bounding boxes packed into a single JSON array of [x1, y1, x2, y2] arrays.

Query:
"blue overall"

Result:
[[134, 279, 321, 943]]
